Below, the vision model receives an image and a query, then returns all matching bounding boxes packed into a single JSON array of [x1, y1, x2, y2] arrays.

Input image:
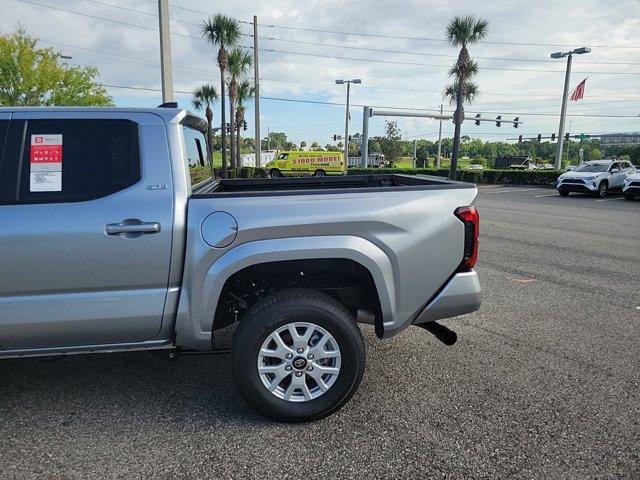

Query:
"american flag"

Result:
[[569, 78, 587, 101]]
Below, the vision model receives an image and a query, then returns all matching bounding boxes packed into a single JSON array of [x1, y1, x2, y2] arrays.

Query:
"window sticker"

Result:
[[30, 134, 62, 192]]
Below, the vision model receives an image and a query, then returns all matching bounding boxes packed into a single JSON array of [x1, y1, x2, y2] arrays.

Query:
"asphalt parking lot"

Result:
[[1, 185, 638, 479]]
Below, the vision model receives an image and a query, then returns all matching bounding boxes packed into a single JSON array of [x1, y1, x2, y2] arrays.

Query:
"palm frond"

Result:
[[192, 84, 218, 111], [227, 47, 253, 79], [446, 15, 488, 47], [448, 59, 479, 78], [201, 14, 240, 47], [236, 80, 254, 106], [443, 81, 479, 105]]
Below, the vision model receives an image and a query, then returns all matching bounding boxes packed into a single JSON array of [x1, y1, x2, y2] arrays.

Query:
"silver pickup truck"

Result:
[[0, 107, 481, 422]]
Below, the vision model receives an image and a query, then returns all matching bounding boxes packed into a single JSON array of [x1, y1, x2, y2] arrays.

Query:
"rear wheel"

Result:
[[270, 168, 282, 178], [596, 181, 608, 198], [314, 169, 326, 177], [232, 289, 365, 423], [558, 190, 569, 197], [624, 193, 635, 201]]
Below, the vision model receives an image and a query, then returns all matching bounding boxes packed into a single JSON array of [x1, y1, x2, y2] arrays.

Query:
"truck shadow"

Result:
[[0, 351, 265, 427]]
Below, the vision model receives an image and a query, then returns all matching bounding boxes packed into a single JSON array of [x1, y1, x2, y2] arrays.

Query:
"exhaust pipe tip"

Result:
[[417, 321, 457, 346]]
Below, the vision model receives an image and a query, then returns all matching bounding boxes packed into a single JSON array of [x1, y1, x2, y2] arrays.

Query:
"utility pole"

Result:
[[335, 79, 361, 169], [566, 120, 572, 165], [253, 16, 261, 167], [413, 139, 417, 168], [436, 103, 443, 168], [551, 47, 590, 170], [157, 0, 173, 103], [267, 126, 270, 151]]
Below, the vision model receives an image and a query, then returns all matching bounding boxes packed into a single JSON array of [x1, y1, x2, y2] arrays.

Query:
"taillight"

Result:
[[454, 206, 479, 271]]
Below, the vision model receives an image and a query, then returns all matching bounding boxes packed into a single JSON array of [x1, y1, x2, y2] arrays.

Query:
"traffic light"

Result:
[[243, 120, 247, 131], [513, 117, 519, 129], [551, 133, 556, 141], [333, 134, 337, 141], [495, 115, 502, 127], [225, 123, 231, 133], [537, 134, 542, 142], [475, 114, 481, 126], [518, 135, 523, 143], [348, 135, 352, 141], [565, 133, 570, 140]]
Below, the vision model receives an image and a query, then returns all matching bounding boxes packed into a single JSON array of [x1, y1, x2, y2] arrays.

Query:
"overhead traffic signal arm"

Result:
[[466, 114, 522, 128]]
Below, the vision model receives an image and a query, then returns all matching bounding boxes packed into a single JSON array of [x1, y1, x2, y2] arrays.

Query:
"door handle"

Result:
[[105, 219, 161, 238]]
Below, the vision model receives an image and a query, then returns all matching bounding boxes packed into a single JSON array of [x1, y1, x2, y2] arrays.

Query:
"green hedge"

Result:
[[213, 167, 268, 179], [347, 168, 560, 186]]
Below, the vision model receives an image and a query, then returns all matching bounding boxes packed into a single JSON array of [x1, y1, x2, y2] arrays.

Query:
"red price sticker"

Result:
[[30, 134, 63, 192]]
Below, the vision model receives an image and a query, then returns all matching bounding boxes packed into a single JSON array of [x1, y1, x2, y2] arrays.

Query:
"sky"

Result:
[[2, 0, 640, 146]]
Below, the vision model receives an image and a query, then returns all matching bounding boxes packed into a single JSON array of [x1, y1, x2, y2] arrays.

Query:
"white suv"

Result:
[[557, 160, 636, 197], [623, 171, 640, 200]]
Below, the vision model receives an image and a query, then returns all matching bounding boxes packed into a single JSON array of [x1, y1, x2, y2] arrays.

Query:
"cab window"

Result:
[[13, 119, 140, 204], [182, 125, 209, 187]]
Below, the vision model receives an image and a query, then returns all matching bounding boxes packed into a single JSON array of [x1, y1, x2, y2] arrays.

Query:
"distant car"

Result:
[[623, 172, 640, 200], [467, 164, 484, 170], [556, 160, 635, 197]]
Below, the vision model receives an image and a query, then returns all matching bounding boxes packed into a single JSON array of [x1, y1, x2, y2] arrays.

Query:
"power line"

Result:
[[249, 22, 640, 50], [257, 48, 640, 75], [260, 78, 640, 103], [40, 39, 217, 76], [254, 34, 640, 66], [101, 84, 640, 117]]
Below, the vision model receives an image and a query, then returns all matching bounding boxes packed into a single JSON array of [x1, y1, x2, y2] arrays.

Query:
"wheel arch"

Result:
[[174, 235, 396, 349]]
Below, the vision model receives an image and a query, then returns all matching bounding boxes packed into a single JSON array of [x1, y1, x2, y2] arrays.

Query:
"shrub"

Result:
[[346, 168, 560, 186]]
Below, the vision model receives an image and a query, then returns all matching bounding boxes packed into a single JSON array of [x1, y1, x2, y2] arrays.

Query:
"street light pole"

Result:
[[344, 81, 351, 164], [551, 47, 590, 170], [253, 15, 261, 167], [336, 79, 361, 169], [436, 103, 443, 167], [554, 53, 572, 170]]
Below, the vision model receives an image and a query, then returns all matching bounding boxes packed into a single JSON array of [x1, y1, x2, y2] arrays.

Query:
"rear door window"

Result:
[[181, 125, 209, 187], [14, 119, 140, 204]]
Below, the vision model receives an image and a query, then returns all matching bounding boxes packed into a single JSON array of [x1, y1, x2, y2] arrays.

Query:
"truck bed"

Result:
[[192, 174, 475, 197]]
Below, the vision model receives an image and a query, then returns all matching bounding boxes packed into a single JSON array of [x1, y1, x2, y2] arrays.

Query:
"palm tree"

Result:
[[444, 15, 488, 179], [191, 84, 218, 179], [234, 80, 254, 166], [227, 47, 253, 169], [201, 14, 241, 179]]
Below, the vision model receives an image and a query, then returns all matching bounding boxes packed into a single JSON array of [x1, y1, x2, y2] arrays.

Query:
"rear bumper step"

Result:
[[413, 270, 481, 326]]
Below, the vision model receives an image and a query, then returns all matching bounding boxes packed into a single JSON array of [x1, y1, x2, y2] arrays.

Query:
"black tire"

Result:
[[558, 189, 569, 197], [596, 181, 608, 198], [624, 193, 635, 201], [314, 169, 326, 177], [232, 289, 365, 423], [269, 168, 282, 178]]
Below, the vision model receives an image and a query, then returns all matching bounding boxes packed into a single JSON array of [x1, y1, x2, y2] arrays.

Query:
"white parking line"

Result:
[[533, 193, 559, 198], [486, 188, 539, 194], [595, 197, 625, 202]]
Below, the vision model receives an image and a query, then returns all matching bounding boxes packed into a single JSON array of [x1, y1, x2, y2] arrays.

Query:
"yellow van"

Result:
[[266, 151, 345, 177]]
